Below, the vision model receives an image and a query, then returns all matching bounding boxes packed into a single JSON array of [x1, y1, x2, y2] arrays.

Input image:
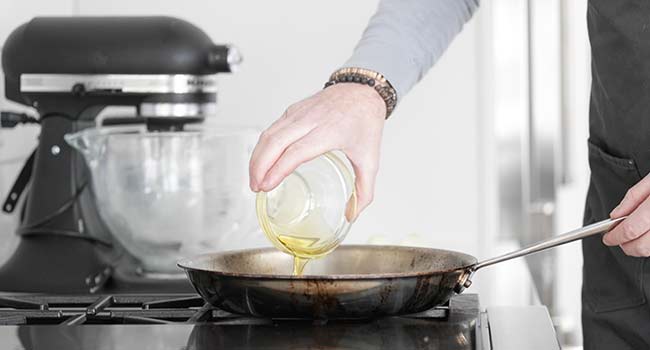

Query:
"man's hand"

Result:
[[604, 173, 650, 257], [249, 83, 387, 219]]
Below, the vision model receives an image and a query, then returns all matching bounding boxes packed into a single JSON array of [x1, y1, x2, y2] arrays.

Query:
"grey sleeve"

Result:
[[343, 0, 479, 100]]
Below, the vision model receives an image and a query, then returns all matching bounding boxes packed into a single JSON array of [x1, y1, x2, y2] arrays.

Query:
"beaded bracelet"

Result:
[[324, 67, 397, 119]]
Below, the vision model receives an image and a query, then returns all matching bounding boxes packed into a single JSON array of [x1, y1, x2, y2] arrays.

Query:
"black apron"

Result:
[[584, 1, 650, 349]]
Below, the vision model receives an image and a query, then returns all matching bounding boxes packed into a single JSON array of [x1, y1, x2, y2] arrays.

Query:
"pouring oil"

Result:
[[256, 167, 356, 276], [264, 207, 339, 276]]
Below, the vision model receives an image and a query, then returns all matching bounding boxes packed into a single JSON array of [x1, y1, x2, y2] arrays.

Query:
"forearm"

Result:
[[343, 0, 479, 99]]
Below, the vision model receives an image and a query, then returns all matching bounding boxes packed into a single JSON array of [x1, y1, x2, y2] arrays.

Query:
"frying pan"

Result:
[[178, 217, 623, 319]]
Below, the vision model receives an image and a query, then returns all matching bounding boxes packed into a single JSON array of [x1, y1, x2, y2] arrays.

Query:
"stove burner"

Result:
[[0, 294, 458, 326]]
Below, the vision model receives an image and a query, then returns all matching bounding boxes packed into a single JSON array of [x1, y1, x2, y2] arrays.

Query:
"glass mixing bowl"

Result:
[[65, 124, 259, 274], [256, 152, 356, 261]]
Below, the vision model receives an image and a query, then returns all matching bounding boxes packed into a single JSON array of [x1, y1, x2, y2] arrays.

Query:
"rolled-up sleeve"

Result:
[[343, 0, 479, 100]]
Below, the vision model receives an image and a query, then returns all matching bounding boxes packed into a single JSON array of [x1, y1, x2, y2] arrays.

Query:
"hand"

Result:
[[249, 83, 386, 219], [603, 173, 650, 257]]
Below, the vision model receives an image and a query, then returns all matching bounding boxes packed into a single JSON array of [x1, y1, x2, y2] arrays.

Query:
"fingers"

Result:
[[249, 113, 315, 192], [603, 196, 650, 246], [259, 129, 333, 192], [254, 130, 381, 222], [610, 174, 650, 218], [257, 130, 382, 222], [351, 162, 378, 216], [620, 230, 650, 257], [248, 84, 386, 224], [257, 127, 381, 222], [600, 174, 650, 257], [346, 151, 379, 219]]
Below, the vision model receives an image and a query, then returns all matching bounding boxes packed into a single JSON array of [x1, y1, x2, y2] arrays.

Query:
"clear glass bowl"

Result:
[[65, 124, 259, 273], [256, 152, 356, 259]]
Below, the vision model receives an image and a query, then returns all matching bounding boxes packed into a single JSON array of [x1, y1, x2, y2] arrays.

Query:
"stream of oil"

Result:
[[276, 233, 331, 276], [292, 256, 309, 276], [259, 173, 356, 276]]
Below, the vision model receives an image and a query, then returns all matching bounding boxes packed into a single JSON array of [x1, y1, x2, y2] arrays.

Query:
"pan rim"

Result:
[[176, 244, 478, 280]]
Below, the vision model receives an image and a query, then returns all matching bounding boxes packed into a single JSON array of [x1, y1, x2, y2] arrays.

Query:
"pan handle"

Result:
[[475, 216, 626, 271], [454, 217, 626, 293]]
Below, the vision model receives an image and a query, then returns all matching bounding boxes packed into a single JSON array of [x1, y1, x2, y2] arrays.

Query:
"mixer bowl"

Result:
[[65, 124, 259, 273]]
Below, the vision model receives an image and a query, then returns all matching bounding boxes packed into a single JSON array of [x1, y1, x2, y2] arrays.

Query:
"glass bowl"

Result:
[[256, 152, 356, 260], [65, 124, 259, 274]]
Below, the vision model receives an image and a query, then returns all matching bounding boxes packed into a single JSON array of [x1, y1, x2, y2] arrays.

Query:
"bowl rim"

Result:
[[65, 124, 262, 142]]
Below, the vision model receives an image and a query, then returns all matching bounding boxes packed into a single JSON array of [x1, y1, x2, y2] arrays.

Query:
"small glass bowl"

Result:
[[256, 152, 356, 259]]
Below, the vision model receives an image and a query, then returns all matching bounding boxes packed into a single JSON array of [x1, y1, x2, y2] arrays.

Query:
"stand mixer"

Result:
[[0, 17, 241, 293]]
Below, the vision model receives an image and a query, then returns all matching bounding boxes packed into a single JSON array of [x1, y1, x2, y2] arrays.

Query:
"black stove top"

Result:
[[0, 293, 481, 349]]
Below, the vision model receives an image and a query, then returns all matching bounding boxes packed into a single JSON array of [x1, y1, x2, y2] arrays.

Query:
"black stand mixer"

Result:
[[0, 17, 240, 293]]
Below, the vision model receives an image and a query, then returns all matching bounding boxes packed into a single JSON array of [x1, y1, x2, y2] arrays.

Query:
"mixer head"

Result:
[[1, 16, 241, 125]]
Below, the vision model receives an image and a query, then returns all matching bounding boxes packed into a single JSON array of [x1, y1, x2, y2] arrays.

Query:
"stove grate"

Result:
[[0, 294, 452, 325]]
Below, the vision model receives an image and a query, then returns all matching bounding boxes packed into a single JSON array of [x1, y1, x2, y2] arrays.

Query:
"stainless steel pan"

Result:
[[178, 217, 623, 319]]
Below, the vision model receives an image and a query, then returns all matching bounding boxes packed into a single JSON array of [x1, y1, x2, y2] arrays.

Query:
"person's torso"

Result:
[[588, 0, 650, 174], [583, 5, 650, 349]]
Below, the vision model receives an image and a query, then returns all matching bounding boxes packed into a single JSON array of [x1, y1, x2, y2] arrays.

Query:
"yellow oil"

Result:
[[292, 256, 309, 276], [271, 207, 339, 276], [275, 231, 334, 275], [256, 167, 356, 276], [258, 202, 354, 276]]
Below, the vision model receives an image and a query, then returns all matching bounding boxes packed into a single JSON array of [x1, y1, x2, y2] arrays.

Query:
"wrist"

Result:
[[322, 83, 386, 121], [325, 67, 397, 119]]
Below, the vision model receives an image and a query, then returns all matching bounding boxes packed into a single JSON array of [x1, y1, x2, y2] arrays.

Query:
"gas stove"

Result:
[[0, 293, 559, 349]]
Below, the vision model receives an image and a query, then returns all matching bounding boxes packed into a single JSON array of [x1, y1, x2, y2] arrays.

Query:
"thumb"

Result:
[[611, 174, 650, 218], [347, 156, 379, 221]]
